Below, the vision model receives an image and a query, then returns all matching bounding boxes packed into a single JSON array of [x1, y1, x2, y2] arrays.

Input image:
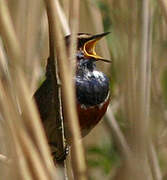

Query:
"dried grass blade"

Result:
[[44, 0, 87, 179]]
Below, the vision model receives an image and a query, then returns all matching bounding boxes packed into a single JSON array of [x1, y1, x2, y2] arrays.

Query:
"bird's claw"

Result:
[[51, 143, 70, 163]]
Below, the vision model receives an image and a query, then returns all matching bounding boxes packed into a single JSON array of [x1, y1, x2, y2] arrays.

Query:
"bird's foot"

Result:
[[50, 142, 70, 163]]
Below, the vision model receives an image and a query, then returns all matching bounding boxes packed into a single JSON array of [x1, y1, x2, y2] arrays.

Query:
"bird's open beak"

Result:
[[83, 32, 111, 63]]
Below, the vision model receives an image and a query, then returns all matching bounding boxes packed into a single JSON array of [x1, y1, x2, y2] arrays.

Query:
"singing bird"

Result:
[[34, 32, 110, 161]]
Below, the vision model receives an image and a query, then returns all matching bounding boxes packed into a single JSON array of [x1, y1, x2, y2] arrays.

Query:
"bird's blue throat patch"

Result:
[[75, 53, 109, 107]]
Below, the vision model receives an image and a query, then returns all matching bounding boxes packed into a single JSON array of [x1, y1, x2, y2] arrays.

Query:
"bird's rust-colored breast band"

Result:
[[77, 93, 110, 137]]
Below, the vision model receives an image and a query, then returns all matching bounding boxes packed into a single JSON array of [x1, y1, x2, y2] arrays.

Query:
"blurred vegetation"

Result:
[[87, 143, 120, 174], [0, 0, 167, 179], [84, 0, 167, 179]]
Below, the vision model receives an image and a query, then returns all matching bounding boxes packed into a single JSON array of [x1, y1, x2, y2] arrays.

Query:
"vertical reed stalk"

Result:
[[0, 0, 56, 179], [44, 0, 87, 179], [131, 0, 151, 179]]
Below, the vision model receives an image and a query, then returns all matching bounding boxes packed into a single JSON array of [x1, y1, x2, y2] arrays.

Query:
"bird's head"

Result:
[[65, 32, 111, 64]]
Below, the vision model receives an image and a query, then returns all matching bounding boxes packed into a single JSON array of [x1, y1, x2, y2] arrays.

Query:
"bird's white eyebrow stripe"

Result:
[[78, 34, 91, 39]]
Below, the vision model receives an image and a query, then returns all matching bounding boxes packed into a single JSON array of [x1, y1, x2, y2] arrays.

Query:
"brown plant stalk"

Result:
[[44, 0, 87, 179], [0, 0, 56, 179]]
